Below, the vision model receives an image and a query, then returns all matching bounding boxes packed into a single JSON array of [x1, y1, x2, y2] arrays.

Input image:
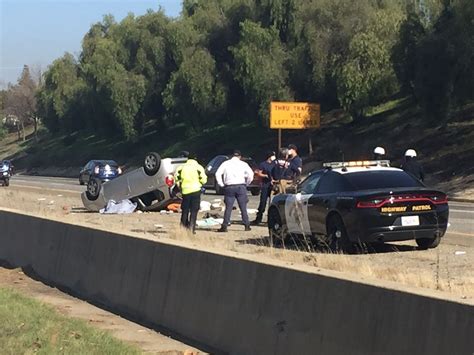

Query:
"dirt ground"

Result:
[[1, 185, 473, 302]]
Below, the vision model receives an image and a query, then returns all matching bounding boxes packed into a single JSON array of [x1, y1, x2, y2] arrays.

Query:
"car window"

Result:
[[206, 157, 217, 168], [242, 157, 257, 169], [316, 172, 350, 194], [298, 172, 323, 194], [344, 170, 423, 190], [100, 160, 118, 166], [212, 156, 227, 170]]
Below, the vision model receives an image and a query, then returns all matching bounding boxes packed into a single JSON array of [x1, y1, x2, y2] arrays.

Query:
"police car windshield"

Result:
[[345, 171, 422, 190]]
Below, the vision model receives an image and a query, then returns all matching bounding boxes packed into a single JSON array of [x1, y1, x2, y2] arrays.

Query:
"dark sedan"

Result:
[[79, 160, 122, 185], [268, 161, 449, 252], [203, 155, 262, 195]]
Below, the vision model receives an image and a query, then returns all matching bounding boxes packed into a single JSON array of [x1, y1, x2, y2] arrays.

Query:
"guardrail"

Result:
[[0, 209, 472, 354]]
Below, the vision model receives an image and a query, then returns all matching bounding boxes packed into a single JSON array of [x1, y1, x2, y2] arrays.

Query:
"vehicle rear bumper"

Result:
[[358, 226, 447, 243]]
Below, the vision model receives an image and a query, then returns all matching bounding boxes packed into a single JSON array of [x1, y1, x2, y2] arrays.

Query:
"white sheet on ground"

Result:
[[100, 199, 137, 214]]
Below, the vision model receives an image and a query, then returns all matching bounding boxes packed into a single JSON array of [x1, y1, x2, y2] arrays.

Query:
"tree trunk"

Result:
[[21, 121, 25, 141], [34, 117, 38, 142]]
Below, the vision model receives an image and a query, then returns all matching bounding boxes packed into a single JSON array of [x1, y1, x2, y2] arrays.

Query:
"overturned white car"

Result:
[[81, 152, 186, 212]]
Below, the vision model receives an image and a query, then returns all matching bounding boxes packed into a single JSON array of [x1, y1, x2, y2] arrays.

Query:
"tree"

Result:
[[3, 65, 37, 141], [231, 20, 292, 124], [80, 19, 147, 139], [413, 0, 474, 123], [392, 8, 426, 94], [163, 48, 227, 131], [37, 53, 87, 133], [335, 5, 403, 120]]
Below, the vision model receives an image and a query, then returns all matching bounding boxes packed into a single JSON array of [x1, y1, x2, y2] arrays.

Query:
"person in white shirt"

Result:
[[215, 150, 254, 232]]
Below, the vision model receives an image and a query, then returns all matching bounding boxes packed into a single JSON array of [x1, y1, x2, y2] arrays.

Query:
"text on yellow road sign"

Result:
[[270, 102, 320, 129]]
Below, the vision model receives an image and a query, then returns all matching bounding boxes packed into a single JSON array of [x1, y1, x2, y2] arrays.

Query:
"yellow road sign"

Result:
[[270, 101, 320, 129]]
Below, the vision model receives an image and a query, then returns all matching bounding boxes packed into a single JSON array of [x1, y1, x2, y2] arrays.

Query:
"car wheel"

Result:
[[214, 181, 223, 195], [85, 177, 101, 201], [144, 152, 161, 176], [416, 235, 441, 249], [325, 214, 353, 253], [268, 207, 289, 245], [250, 187, 260, 196]]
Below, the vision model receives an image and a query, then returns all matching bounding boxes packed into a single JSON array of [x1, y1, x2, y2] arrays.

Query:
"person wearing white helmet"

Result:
[[401, 149, 424, 182], [373, 146, 386, 160]]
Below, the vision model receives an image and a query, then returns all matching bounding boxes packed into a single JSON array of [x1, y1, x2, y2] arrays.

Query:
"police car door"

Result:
[[308, 171, 346, 234], [285, 172, 323, 236]]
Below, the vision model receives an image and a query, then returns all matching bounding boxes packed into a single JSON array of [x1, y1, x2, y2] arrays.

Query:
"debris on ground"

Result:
[[200, 201, 211, 212], [196, 218, 224, 227], [99, 199, 137, 214], [167, 203, 181, 212]]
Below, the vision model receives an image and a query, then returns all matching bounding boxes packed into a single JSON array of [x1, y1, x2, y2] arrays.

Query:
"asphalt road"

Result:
[[10, 174, 474, 246]]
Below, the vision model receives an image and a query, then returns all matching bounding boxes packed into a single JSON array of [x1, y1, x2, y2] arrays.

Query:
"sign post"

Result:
[[270, 101, 321, 153]]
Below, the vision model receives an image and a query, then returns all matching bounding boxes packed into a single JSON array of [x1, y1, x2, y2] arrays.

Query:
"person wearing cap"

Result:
[[373, 146, 386, 160], [286, 144, 303, 177], [252, 150, 276, 225], [279, 144, 302, 193], [175, 151, 207, 234], [401, 149, 424, 182], [215, 150, 254, 232]]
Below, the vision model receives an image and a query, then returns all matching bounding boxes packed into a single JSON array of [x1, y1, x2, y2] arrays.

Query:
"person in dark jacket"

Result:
[[285, 144, 303, 179], [401, 149, 424, 182], [252, 150, 276, 225]]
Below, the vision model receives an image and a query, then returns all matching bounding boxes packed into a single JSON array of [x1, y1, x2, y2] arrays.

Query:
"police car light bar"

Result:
[[323, 160, 391, 169]]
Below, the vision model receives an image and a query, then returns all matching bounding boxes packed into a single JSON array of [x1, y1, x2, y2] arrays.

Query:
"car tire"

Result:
[[250, 187, 260, 196], [214, 181, 223, 195], [144, 152, 161, 176], [268, 207, 290, 245], [416, 235, 441, 249], [85, 177, 101, 201], [326, 214, 353, 253]]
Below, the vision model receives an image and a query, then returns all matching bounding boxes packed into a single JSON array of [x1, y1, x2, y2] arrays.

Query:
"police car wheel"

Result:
[[86, 177, 101, 201], [268, 208, 289, 244], [326, 214, 353, 253], [144, 152, 161, 176], [416, 235, 441, 249]]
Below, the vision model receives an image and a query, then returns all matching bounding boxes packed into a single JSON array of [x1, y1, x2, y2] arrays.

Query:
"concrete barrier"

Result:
[[0, 209, 473, 354]]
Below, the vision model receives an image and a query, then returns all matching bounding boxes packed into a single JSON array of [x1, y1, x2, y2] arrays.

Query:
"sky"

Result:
[[0, 0, 182, 88]]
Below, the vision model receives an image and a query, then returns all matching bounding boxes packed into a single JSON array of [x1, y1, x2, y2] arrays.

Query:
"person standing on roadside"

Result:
[[373, 146, 386, 160], [279, 144, 302, 193], [252, 150, 276, 225], [175, 151, 207, 234], [287, 144, 303, 177], [272, 148, 290, 194], [401, 149, 425, 182], [215, 150, 254, 232]]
